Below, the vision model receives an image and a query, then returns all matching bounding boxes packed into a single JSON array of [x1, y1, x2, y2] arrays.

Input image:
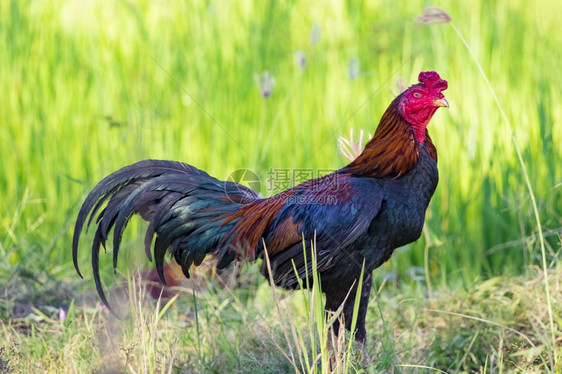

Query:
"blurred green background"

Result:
[[1, 0, 561, 287]]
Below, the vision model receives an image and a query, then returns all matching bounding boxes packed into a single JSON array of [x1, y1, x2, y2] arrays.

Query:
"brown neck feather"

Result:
[[343, 98, 437, 178]]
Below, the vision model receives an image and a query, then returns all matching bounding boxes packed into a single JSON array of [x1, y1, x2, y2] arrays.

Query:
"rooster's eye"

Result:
[[413, 92, 422, 98]]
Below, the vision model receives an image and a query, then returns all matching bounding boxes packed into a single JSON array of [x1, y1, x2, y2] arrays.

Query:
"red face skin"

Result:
[[399, 72, 449, 144]]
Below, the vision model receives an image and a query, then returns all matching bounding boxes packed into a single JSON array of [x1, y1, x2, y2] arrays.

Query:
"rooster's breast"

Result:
[[362, 147, 438, 269]]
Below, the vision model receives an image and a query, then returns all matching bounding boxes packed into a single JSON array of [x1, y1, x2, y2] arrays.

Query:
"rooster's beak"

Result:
[[433, 98, 449, 108]]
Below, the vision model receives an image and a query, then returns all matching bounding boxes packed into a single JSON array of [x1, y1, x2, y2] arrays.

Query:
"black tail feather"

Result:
[[91, 225, 119, 317]]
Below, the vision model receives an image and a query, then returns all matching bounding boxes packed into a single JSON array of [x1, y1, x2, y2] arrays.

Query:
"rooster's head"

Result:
[[399, 71, 448, 143]]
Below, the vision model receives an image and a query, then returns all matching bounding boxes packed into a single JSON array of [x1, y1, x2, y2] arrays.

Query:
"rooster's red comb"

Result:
[[418, 71, 448, 91]]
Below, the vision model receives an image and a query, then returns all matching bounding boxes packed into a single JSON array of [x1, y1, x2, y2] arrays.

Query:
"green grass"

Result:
[[1, 0, 561, 372], [1, 263, 560, 372]]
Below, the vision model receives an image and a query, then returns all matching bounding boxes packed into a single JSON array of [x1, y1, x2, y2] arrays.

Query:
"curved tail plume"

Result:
[[72, 160, 259, 314]]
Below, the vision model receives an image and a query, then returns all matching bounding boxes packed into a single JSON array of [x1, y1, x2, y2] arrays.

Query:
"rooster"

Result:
[[73, 71, 448, 343]]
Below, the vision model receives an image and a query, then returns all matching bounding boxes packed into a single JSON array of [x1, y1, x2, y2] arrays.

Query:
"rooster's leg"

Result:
[[325, 272, 372, 344]]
